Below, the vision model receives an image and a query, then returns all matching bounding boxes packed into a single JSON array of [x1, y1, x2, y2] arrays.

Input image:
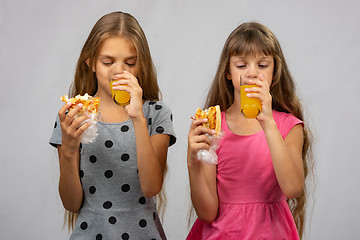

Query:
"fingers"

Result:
[[59, 102, 90, 136], [112, 70, 139, 89], [188, 118, 215, 152], [245, 75, 270, 99], [74, 120, 91, 137], [112, 71, 143, 104], [70, 114, 90, 132], [58, 102, 72, 122], [190, 118, 207, 130]]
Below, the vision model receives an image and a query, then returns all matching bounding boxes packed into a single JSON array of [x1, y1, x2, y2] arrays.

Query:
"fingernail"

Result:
[[78, 103, 83, 108]]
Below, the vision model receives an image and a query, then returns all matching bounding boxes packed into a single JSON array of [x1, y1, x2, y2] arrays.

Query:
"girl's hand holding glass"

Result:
[[111, 70, 144, 119], [244, 73, 273, 123]]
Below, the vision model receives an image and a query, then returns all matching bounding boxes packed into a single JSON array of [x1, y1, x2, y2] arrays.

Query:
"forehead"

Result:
[[231, 54, 273, 61], [98, 36, 137, 57]]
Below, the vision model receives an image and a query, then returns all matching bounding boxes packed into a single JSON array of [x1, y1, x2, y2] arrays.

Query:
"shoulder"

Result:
[[143, 100, 176, 146], [143, 100, 173, 120], [273, 110, 304, 139]]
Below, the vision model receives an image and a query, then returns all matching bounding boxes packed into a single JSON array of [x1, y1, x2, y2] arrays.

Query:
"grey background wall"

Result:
[[1, 0, 359, 239]]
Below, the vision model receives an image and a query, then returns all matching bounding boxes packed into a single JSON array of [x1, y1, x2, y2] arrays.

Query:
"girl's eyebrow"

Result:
[[258, 56, 272, 61], [98, 55, 137, 60], [232, 55, 272, 60]]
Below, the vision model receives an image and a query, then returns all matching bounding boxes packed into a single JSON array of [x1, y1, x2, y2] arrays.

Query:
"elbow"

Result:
[[199, 214, 217, 224], [62, 202, 80, 213], [195, 205, 218, 224], [197, 209, 218, 224], [141, 182, 163, 198], [59, 192, 82, 213], [283, 183, 304, 199]]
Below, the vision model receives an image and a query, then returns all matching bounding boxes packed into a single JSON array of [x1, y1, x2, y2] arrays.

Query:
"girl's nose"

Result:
[[245, 67, 260, 79], [111, 63, 130, 75]]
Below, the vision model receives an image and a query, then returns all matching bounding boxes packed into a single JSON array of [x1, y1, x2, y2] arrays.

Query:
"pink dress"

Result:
[[187, 110, 303, 240]]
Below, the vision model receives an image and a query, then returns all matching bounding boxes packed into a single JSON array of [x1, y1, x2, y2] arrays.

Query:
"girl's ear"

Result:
[[86, 59, 96, 72], [226, 72, 232, 80]]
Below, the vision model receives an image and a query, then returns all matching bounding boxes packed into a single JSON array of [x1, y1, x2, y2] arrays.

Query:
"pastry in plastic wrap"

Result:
[[194, 105, 223, 164]]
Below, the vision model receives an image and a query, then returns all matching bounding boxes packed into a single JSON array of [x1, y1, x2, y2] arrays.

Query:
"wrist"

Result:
[[187, 152, 202, 169], [260, 117, 278, 134], [59, 145, 79, 161], [131, 113, 146, 125]]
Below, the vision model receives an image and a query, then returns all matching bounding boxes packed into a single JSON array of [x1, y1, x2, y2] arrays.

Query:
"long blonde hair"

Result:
[[69, 11, 160, 100], [64, 11, 167, 230], [204, 22, 313, 239]]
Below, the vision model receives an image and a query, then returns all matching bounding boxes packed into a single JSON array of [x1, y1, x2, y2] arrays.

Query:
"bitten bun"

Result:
[[61, 93, 100, 114], [195, 105, 221, 135]]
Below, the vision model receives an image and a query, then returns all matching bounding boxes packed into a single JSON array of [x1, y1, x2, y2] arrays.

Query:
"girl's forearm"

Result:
[[58, 146, 83, 213], [188, 161, 218, 223], [132, 116, 165, 198], [262, 120, 304, 199]]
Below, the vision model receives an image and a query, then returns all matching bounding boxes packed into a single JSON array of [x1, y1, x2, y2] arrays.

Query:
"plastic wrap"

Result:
[[78, 112, 99, 144], [196, 131, 223, 164]]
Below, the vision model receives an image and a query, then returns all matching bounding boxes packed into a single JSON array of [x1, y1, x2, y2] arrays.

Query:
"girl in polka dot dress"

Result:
[[50, 12, 176, 240], [186, 22, 313, 239]]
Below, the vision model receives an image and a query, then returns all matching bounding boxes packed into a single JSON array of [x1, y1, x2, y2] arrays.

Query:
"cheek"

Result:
[[130, 66, 140, 78], [232, 77, 241, 91], [95, 65, 111, 79], [263, 73, 273, 85], [266, 70, 274, 85]]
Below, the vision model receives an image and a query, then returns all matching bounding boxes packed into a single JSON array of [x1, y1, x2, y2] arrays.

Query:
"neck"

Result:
[[225, 102, 262, 135], [96, 94, 130, 123]]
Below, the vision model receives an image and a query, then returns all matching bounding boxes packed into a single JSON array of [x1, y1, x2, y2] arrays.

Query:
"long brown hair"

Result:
[[65, 11, 166, 230], [205, 22, 313, 239]]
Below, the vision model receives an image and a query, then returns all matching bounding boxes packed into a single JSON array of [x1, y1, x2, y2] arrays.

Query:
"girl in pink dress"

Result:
[[186, 22, 313, 239]]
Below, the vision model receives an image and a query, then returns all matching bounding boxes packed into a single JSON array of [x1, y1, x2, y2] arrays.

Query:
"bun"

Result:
[[61, 93, 100, 114], [195, 105, 221, 134]]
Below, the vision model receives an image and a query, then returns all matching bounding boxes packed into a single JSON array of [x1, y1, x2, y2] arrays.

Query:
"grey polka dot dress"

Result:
[[49, 101, 176, 240]]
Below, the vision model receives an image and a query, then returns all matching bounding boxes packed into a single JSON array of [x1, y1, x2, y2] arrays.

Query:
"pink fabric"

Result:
[[187, 111, 303, 240]]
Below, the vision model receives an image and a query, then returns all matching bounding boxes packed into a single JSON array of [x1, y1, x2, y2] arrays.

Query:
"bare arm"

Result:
[[249, 75, 305, 199], [187, 118, 219, 223], [57, 146, 83, 213], [263, 120, 304, 199], [132, 115, 170, 198], [116, 71, 170, 198]]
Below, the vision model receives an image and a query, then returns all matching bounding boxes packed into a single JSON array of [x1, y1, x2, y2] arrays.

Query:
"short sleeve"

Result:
[[49, 114, 62, 148], [144, 101, 176, 146], [273, 111, 304, 139]]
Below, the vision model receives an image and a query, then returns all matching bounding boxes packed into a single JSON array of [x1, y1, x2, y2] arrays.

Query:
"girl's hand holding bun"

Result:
[[58, 102, 90, 155]]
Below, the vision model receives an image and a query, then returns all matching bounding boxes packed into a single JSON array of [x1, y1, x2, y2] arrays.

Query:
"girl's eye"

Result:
[[259, 64, 268, 68], [126, 62, 136, 67], [236, 65, 246, 68], [102, 61, 113, 66]]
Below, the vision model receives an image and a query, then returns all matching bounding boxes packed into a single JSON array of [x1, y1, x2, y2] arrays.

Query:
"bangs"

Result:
[[229, 28, 275, 57]]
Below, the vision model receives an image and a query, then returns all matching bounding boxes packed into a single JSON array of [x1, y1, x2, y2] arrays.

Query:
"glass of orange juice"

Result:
[[240, 74, 261, 118], [110, 80, 131, 106]]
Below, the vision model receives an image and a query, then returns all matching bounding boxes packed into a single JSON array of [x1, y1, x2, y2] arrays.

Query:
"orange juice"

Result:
[[110, 80, 130, 106], [240, 85, 261, 118]]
